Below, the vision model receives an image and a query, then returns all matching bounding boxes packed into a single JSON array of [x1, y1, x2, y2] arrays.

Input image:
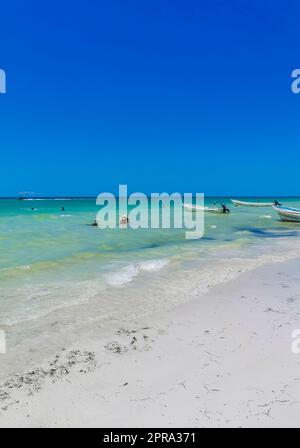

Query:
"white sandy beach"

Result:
[[0, 257, 300, 428], [2, 0, 300, 431]]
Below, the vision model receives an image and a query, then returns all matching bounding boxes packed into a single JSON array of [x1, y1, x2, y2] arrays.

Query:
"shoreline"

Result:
[[2, 238, 300, 382], [1, 257, 300, 427]]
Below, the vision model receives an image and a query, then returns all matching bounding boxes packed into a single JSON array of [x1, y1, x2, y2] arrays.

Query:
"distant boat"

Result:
[[231, 199, 275, 207], [183, 204, 226, 214], [273, 205, 300, 222]]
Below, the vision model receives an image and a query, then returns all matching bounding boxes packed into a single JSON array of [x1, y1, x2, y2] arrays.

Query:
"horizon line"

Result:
[[1, 195, 300, 199]]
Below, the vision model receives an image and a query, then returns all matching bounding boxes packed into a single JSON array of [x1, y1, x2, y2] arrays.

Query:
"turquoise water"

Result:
[[1, 197, 300, 326]]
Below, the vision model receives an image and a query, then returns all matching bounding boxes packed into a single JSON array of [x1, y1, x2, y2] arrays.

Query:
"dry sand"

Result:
[[0, 257, 300, 427]]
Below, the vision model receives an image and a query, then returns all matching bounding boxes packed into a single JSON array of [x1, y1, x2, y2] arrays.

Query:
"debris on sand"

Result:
[[0, 349, 96, 407], [104, 342, 128, 354], [105, 326, 159, 354]]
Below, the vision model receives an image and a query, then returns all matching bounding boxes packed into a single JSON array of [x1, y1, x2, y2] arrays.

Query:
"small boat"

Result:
[[273, 205, 300, 222], [231, 199, 274, 207], [183, 204, 226, 214]]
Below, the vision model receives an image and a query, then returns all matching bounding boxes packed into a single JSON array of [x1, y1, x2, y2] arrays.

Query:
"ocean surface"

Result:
[[1, 197, 300, 332]]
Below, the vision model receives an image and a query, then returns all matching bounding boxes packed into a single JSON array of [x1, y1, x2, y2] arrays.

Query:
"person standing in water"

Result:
[[221, 203, 230, 214], [120, 215, 129, 225]]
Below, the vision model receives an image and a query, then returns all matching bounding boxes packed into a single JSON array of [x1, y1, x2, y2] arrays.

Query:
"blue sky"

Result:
[[0, 0, 299, 196]]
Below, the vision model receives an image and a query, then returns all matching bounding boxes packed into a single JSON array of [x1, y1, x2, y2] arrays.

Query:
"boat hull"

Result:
[[183, 204, 224, 214], [273, 205, 300, 222], [231, 199, 273, 207]]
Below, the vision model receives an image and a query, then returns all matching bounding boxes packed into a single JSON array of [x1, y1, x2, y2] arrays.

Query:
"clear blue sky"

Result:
[[0, 0, 299, 197]]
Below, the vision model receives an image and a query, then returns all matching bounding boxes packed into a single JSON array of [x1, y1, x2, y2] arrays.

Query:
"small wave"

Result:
[[0, 264, 31, 279], [105, 259, 170, 287], [20, 207, 39, 210], [0, 264, 31, 272], [139, 259, 170, 272], [22, 198, 73, 201]]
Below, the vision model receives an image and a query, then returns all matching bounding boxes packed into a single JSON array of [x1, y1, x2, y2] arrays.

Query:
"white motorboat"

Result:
[[273, 205, 300, 222], [231, 199, 274, 207], [183, 204, 226, 214]]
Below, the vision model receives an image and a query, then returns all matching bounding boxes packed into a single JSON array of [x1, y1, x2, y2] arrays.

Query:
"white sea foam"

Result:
[[138, 259, 170, 272], [105, 259, 170, 287], [23, 198, 73, 201], [0, 264, 31, 273]]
